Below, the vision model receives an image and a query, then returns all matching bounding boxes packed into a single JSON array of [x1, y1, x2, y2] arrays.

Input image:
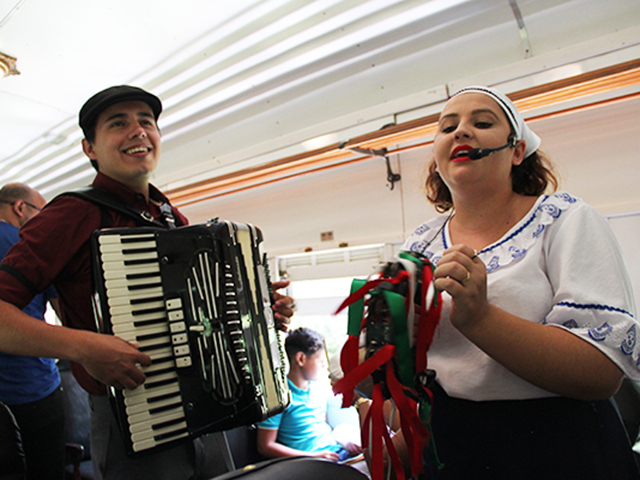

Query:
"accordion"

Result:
[[90, 220, 290, 455]]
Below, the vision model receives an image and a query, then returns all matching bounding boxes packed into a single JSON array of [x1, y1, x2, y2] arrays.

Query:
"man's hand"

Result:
[[80, 332, 151, 390], [271, 280, 295, 331]]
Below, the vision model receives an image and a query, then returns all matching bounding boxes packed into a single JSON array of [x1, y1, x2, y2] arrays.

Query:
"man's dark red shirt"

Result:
[[0, 173, 188, 395]]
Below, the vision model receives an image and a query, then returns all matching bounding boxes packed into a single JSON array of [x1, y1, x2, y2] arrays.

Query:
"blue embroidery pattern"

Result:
[[481, 197, 549, 255], [558, 301, 635, 319], [486, 256, 500, 272], [622, 325, 637, 356], [562, 320, 579, 329], [589, 322, 613, 341], [410, 240, 430, 254], [538, 203, 560, 218], [532, 224, 545, 238], [419, 193, 574, 273], [413, 224, 430, 236], [554, 192, 576, 203]]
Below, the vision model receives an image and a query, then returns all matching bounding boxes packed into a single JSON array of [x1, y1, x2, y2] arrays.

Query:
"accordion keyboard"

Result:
[[98, 232, 190, 452], [92, 222, 289, 455]]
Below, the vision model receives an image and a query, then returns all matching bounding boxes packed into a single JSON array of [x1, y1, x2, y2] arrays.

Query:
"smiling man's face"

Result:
[[82, 100, 161, 190]]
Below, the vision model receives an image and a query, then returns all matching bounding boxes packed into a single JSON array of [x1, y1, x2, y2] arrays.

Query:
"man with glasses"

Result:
[[0, 183, 64, 480]]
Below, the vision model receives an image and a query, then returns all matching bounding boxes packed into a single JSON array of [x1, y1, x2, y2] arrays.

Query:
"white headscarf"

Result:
[[451, 86, 541, 158]]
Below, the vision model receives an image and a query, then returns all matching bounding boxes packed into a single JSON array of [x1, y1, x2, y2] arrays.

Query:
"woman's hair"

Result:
[[425, 150, 559, 213]]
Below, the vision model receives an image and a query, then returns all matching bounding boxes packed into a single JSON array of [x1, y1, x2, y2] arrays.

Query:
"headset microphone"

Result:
[[467, 134, 517, 160]]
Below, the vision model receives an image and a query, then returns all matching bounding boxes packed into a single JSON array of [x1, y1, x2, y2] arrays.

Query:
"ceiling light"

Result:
[[0, 51, 20, 78]]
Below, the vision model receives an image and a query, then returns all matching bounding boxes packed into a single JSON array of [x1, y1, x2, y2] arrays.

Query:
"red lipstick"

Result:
[[451, 145, 473, 162]]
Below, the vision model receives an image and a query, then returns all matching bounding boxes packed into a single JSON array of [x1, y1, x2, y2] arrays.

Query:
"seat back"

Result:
[[58, 360, 92, 460], [223, 425, 266, 470], [208, 457, 368, 480]]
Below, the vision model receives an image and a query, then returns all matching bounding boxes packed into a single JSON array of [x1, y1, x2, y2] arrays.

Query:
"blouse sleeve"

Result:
[[544, 201, 640, 379]]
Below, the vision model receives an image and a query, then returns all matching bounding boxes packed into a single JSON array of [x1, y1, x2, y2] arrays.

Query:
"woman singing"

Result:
[[401, 86, 640, 479]]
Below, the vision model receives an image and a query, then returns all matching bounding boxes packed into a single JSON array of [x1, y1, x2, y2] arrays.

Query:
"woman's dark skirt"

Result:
[[420, 382, 640, 480]]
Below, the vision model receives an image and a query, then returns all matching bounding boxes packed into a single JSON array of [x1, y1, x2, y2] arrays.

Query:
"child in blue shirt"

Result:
[[257, 328, 362, 461]]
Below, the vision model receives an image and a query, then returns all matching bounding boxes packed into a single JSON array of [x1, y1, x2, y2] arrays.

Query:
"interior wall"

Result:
[[179, 150, 436, 257], [179, 95, 640, 257], [609, 214, 640, 312], [529, 95, 640, 215]]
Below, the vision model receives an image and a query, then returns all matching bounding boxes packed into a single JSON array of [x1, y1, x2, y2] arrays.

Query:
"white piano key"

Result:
[[140, 359, 175, 374], [129, 335, 172, 351], [140, 370, 178, 386], [99, 240, 157, 253], [105, 286, 164, 304], [99, 233, 156, 245], [124, 383, 180, 406], [131, 420, 187, 443], [101, 251, 158, 263], [105, 276, 162, 289], [102, 260, 160, 279], [126, 394, 182, 415], [109, 300, 166, 317], [102, 264, 160, 279], [132, 428, 188, 453], [115, 323, 170, 342], [129, 407, 185, 433], [147, 346, 174, 362], [110, 311, 167, 328]]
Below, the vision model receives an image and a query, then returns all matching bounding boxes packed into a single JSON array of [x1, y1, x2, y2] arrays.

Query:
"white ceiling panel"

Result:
[[1, 0, 639, 201]]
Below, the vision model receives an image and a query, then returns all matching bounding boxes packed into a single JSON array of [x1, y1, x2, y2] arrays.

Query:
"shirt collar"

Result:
[[287, 377, 311, 395], [91, 172, 170, 208]]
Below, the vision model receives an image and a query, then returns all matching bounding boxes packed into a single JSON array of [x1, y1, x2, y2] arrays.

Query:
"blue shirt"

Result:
[[0, 221, 59, 405], [259, 377, 342, 454]]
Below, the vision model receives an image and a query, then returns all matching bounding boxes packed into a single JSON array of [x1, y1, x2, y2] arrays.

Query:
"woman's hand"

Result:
[[433, 244, 490, 331]]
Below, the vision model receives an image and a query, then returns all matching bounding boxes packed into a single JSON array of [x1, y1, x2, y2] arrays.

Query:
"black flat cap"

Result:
[[79, 85, 162, 138]]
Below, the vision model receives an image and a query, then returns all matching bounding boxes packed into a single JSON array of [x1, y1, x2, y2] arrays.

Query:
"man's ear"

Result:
[[82, 138, 97, 160], [12, 200, 26, 220]]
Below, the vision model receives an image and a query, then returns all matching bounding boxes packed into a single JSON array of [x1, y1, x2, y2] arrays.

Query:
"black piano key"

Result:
[[138, 341, 172, 353], [148, 401, 183, 416], [153, 426, 189, 441]]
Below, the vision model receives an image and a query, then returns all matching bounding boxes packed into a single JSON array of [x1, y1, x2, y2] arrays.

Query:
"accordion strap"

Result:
[[57, 186, 174, 229]]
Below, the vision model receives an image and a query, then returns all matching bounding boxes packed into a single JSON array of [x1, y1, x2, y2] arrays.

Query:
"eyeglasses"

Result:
[[23, 200, 42, 212], [0, 200, 42, 212]]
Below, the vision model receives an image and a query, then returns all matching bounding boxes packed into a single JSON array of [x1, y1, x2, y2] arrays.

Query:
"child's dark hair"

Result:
[[285, 327, 324, 361]]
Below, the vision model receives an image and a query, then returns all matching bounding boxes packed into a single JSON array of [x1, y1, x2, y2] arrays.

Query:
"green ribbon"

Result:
[[347, 278, 367, 336]]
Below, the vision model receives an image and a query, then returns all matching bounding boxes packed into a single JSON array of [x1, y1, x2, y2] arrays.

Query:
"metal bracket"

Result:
[[345, 146, 401, 190]]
